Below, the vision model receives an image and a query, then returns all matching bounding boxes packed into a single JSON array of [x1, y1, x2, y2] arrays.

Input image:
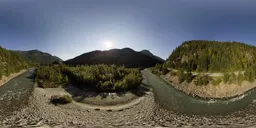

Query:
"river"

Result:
[[0, 68, 255, 125], [142, 69, 256, 115], [0, 68, 35, 120]]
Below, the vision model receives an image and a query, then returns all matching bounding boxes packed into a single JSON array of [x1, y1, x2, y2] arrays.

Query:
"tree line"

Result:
[[166, 40, 256, 72], [35, 64, 143, 92], [0, 46, 28, 79], [152, 40, 256, 86]]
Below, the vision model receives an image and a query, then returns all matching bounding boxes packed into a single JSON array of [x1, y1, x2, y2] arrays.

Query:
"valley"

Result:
[[0, 42, 256, 127]]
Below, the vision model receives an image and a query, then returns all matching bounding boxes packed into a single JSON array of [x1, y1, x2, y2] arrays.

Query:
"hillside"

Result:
[[166, 40, 256, 72], [64, 48, 163, 68], [140, 50, 165, 62], [14, 50, 63, 64], [0, 46, 28, 78]]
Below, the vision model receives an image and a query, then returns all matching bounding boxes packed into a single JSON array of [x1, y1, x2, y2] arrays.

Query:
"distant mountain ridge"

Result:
[[13, 50, 63, 64], [64, 48, 163, 68], [140, 50, 165, 62]]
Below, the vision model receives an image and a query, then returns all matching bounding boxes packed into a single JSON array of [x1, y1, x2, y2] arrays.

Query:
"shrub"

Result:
[[0, 70, 2, 80], [237, 72, 244, 85], [212, 78, 222, 86], [123, 73, 142, 89], [194, 75, 211, 86], [170, 70, 177, 76], [228, 73, 236, 84], [161, 64, 169, 75], [223, 73, 230, 84], [50, 95, 72, 105], [35, 65, 67, 88]]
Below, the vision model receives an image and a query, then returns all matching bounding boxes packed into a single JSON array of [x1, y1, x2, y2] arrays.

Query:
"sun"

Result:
[[104, 41, 113, 49]]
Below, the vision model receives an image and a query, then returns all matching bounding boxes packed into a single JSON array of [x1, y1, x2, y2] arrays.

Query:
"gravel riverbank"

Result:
[[1, 85, 256, 127], [1, 69, 256, 127], [162, 73, 256, 99], [0, 69, 26, 87]]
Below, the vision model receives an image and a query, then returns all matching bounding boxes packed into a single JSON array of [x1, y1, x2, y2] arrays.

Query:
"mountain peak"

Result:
[[64, 48, 163, 68], [13, 50, 63, 64]]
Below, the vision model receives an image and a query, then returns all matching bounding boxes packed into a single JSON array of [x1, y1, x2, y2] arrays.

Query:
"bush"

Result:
[[123, 73, 142, 89], [212, 78, 222, 86], [161, 64, 169, 75], [35, 65, 67, 88], [194, 75, 211, 86], [177, 70, 194, 83], [237, 72, 244, 85], [223, 73, 230, 84], [50, 95, 72, 105], [228, 73, 236, 84]]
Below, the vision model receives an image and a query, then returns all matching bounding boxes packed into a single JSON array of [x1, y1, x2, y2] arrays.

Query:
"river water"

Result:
[[0, 68, 255, 124], [142, 70, 256, 115], [0, 69, 35, 120]]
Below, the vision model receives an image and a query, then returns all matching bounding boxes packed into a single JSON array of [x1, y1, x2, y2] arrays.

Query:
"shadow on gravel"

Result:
[[63, 82, 150, 103]]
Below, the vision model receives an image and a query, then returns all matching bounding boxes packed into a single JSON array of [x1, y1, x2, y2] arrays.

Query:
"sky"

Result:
[[0, 0, 256, 61]]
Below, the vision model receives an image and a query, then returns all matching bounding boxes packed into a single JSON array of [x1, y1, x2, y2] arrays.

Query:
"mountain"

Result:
[[140, 50, 165, 62], [165, 40, 256, 72], [13, 50, 63, 64], [0, 46, 28, 77], [64, 48, 163, 68]]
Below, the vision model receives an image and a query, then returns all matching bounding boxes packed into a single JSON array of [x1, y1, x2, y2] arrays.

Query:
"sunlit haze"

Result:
[[104, 41, 113, 49]]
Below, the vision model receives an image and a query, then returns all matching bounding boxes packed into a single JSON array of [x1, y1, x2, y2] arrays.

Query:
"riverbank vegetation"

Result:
[[62, 64, 142, 92], [35, 65, 68, 88], [152, 40, 256, 86], [166, 40, 256, 73], [35, 64, 143, 92], [0, 46, 28, 79]]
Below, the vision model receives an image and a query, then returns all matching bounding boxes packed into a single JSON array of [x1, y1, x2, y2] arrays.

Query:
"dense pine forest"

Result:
[[35, 64, 142, 92], [153, 40, 256, 86], [0, 46, 28, 79], [166, 40, 256, 72]]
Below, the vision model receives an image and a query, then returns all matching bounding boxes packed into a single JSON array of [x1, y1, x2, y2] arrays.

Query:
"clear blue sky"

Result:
[[0, 0, 256, 60]]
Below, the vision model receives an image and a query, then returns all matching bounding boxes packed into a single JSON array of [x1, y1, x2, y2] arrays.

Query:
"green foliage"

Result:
[[50, 95, 72, 105], [14, 50, 63, 64], [170, 70, 177, 76], [194, 75, 212, 86], [211, 78, 222, 86], [0, 46, 28, 79], [223, 73, 230, 84], [161, 64, 169, 75], [228, 73, 237, 84], [237, 72, 244, 85], [35, 65, 67, 88], [123, 72, 143, 89], [151, 63, 169, 75], [63, 64, 142, 92], [166, 40, 256, 73], [177, 70, 194, 83], [244, 68, 255, 83]]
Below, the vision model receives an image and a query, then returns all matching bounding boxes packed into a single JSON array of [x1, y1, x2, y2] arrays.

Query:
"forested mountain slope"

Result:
[[0, 46, 28, 78], [14, 50, 63, 64], [140, 50, 165, 62], [166, 40, 256, 72], [64, 48, 163, 68]]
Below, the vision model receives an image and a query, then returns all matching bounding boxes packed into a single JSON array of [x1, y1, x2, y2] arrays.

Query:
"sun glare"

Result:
[[104, 41, 113, 49]]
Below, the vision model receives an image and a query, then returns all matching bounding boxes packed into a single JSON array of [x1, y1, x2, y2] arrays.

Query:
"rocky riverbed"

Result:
[[1, 69, 256, 127], [1, 85, 256, 127], [162, 73, 256, 99]]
